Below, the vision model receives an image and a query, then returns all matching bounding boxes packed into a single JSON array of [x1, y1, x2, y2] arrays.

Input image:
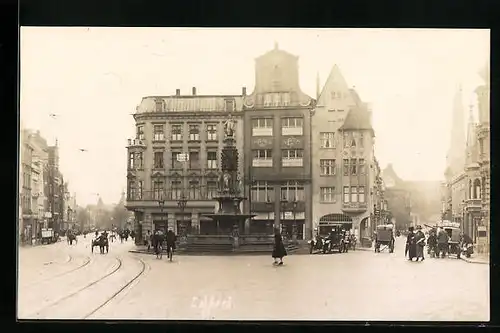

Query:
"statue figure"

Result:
[[223, 172, 231, 191], [237, 175, 244, 194], [223, 114, 235, 137]]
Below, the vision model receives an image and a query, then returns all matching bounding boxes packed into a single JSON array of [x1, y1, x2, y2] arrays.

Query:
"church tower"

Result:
[[446, 84, 467, 176]]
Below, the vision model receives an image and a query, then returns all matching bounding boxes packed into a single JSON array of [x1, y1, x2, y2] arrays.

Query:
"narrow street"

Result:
[[18, 236, 489, 321]]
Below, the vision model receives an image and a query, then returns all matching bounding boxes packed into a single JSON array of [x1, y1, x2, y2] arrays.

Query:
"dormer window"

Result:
[[155, 98, 164, 112], [225, 99, 235, 112]]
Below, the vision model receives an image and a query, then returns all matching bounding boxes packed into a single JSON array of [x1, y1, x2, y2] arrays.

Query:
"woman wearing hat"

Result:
[[405, 226, 417, 261], [414, 225, 425, 261], [272, 227, 287, 265]]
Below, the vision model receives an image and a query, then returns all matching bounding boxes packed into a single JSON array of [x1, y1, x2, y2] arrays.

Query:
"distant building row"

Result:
[[441, 64, 490, 253], [125, 44, 386, 242], [19, 128, 76, 244]]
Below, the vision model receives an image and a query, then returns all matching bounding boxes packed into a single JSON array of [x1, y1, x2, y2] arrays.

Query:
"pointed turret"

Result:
[[465, 104, 479, 166], [446, 84, 466, 175], [316, 72, 320, 100], [317, 64, 356, 109]]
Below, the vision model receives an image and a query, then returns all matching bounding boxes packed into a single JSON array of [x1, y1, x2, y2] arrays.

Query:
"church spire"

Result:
[[316, 71, 320, 100], [465, 104, 478, 166], [446, 84, 466, 174]]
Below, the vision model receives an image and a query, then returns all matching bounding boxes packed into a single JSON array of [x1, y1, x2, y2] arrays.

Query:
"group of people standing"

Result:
[[405, 225, 474, 260], [405, 225, 426, 261], [145, 229, 177, 261]]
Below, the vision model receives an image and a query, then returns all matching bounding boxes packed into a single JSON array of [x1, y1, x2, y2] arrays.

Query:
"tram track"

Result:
[[27, 256, 148, 319], [26, 257, 123, 318], [84, 257, 147, 319], [22, 255, 93, 289]]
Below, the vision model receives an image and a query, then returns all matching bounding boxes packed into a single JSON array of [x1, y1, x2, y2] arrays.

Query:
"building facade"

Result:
[[442, 82, 488, 251], [27, 131, 49, 238], [46, 144, 64, 234], [242, 45, 315, 240], [311, 64, 379, 242], [382, 164, 413, 231], [125, 87, 245, 243], [20, 129, 34, 243], [475, 63, 490, 253]]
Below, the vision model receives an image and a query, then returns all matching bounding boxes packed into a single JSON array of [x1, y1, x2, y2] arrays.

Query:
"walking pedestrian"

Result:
[[405, 226, 417, 261], [415, 225, 425, 261], [145, 230, 152, 252], [272, 227, 287, 265], [437, 227, 449, 258], [166, 228, 177, 262]]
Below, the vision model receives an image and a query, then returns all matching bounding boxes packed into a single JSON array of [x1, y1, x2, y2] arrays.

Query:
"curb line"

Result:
[[460, 257, 489, 265]]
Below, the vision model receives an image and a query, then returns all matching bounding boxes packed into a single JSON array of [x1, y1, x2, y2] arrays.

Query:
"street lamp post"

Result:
[[292, 199, 298, 243], [177, 194, 188, 242], [266, 196, 273, 234], [158, 197, 165, 233], [280, 197, 288, 237]]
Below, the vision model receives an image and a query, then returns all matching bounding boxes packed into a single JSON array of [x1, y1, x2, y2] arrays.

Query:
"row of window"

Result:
[[320, 186, 366, 203], [137, 124, 219, 142], [128, 180, 219, 201], [320, 132, 365, 149], [259, 93, 291, 107], [129, 151, 219, 170], [320, 159, 366, 176], [251, 117, 303, 129], [129, 151, 367, 174], [251, 117, 303, 136], [250, 181, 305, 202]]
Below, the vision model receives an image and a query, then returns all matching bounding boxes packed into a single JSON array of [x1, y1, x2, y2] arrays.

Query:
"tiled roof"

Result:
[[339, 105, 372, 131], [136, 95, 243, 113]]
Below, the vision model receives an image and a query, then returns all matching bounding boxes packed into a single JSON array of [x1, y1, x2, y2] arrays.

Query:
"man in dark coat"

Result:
[[166, 228, 177, 261], [272, 228, 287, 265], [427, 228, 438, 257], [405, 226, 417, 261], [414, 225, 425, 261], [437, 227, 449, 258]]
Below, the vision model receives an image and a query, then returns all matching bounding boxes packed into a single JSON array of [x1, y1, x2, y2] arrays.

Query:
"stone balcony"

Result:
[[127, 138, 147, 148], [465, 198, 482, 211]]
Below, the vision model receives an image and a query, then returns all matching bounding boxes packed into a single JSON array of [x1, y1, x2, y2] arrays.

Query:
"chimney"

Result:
[[242, 87, 247, 96], [175, 89, 180, 96], [192, 87, 197, 95]]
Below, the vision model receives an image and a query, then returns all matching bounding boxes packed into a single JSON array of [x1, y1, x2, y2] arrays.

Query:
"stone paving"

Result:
[[18, 236, 489, 321]]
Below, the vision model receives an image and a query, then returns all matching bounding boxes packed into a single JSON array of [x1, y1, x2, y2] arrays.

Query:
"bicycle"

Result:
[[155, 243, 163, 259], [166, 242, 175, 262]]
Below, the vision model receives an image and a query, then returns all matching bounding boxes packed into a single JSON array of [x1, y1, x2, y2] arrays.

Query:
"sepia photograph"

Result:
[[18, 27, 490, 321]]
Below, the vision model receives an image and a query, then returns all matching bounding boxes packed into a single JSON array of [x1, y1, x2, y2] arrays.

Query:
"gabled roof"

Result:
[[339, 106, 372, 131], [317, 64, 354, 106]]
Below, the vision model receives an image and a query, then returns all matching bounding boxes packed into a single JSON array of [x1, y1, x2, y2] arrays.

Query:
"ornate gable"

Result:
[[151, 171, 165, 178], [206, 171, 219, 179], [170, 171, 182, 178]]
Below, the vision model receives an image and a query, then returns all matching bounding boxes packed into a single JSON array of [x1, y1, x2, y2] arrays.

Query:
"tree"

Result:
[[111, 191, 131, 230], [76, 206, 90, 231]]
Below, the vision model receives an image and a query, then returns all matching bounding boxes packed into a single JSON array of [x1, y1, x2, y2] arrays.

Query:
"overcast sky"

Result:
[[20, 28, 489, 206]]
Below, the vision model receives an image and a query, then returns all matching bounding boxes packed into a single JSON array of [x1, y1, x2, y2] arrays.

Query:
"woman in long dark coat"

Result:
[[405, 226, 417, 261], [272, 228, 287, 265]]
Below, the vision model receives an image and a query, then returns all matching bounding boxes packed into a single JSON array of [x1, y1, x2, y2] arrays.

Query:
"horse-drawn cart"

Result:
[[374, 224, 395, 253]]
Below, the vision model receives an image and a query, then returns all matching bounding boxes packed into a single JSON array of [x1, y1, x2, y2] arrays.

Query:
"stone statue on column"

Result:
[[223, 114, 235, 138]]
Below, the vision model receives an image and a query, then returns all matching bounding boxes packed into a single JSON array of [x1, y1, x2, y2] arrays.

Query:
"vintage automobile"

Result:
[[374, 224, 395, 253], [41, 228, 58, 244], [443, 225, 461, 259], [316, 222, 351, 254]]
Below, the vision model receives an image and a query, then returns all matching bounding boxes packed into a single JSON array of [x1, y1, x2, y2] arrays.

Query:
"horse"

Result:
[[91, 237, 109, 254], [67, 233, 77, 245]]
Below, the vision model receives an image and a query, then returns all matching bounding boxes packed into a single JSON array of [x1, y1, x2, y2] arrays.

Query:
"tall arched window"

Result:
[[474, 179, 481, 199]]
